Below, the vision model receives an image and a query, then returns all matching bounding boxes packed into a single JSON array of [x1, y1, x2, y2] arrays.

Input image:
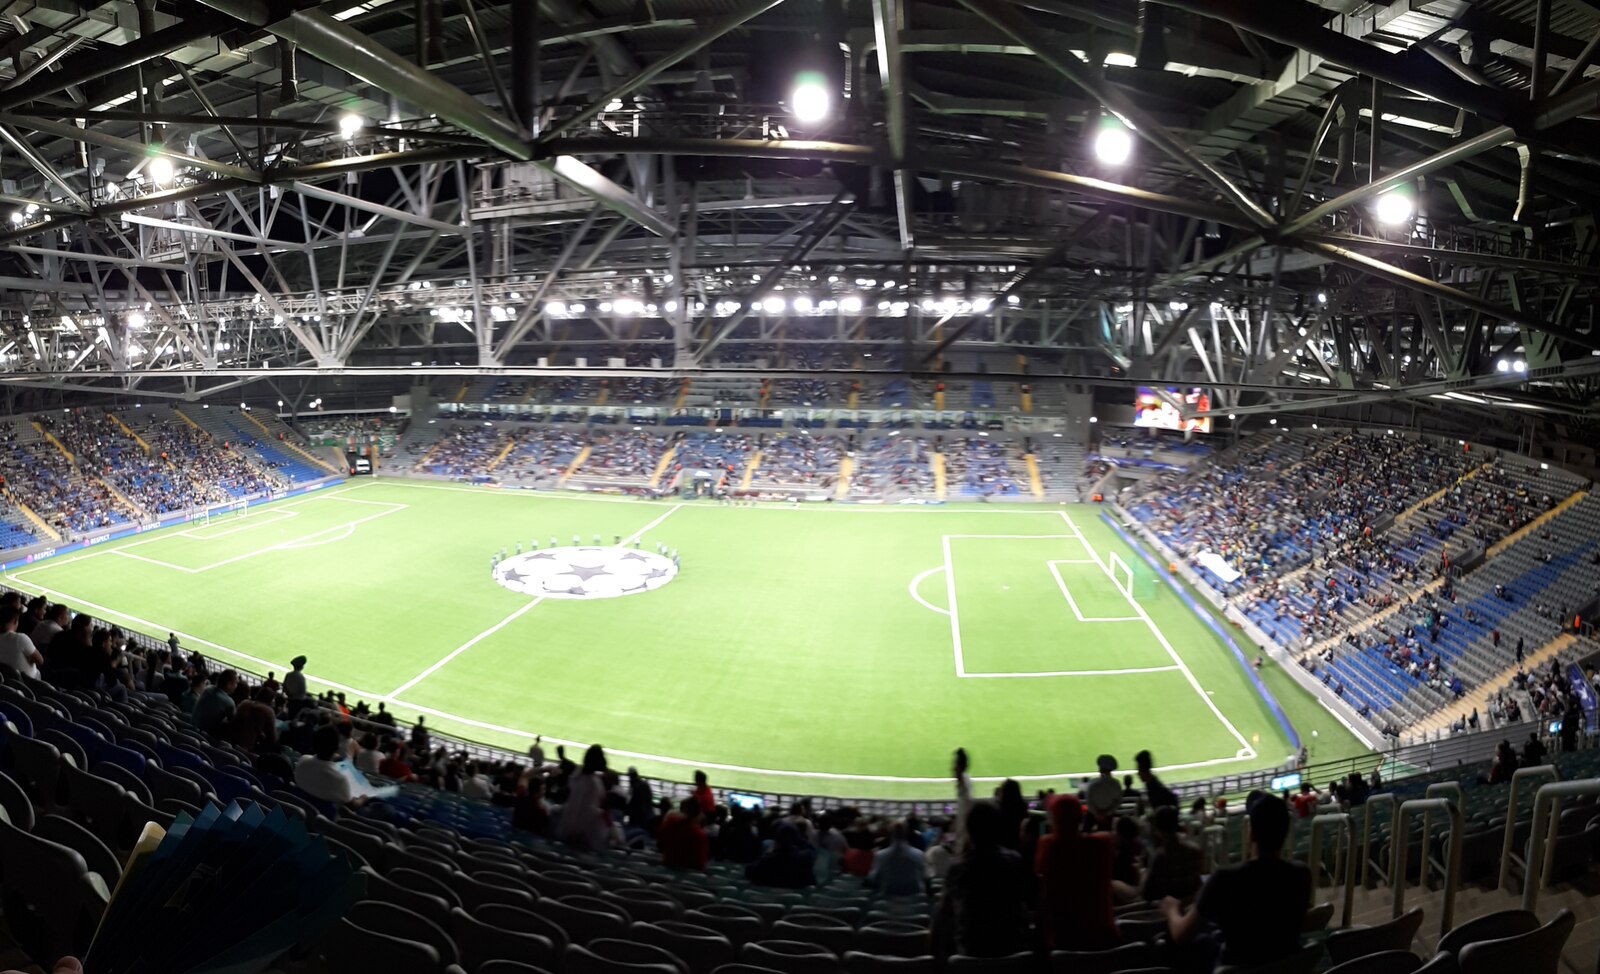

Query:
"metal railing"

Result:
[[1306, 811, 1359, 928], [1360, 792, 1398, 888], [1522, 778, 1600, 912], [1498, 764, 1561, 890], [1391, 797, 1464, 936]]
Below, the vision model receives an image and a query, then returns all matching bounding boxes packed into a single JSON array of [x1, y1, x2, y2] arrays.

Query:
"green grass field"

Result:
[[1, 479, 1368, 798]]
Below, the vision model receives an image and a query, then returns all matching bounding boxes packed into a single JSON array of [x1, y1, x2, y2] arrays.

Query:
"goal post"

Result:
[[1107, 550, 1156, 600]]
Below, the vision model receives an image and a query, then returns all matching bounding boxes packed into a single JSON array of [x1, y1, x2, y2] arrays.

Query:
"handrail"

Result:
[[1199, 823, 1227, 872], [1392, 797, 1464, 936], [1306, 811, 1358, 928], [1522, 778, 1600, 912], [1498, 764, 1561, 890], [1361, 793, 1398, 888], [1423, 781, 1464, 886]]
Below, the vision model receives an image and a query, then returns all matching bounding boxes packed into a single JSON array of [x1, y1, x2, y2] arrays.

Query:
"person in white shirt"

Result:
[[1083, 754, 1125, 827], [0, 607, 42, 679], [295, 725, 358, 806], [28, 603, 67, 655], [354, 733, 383, 776], [461, 762, 495, 800], [283, 655, 309, 702]]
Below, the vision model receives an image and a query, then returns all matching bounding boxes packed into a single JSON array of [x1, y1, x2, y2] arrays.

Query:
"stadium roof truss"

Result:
[[0, 0, 1595, 423]]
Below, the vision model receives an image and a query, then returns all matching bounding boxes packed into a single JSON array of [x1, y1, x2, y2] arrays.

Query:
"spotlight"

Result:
[[1496, 359, 1510, 373], [1316, 292, 1327, 304], [148, 155, 175, 186], [126, 311, 145, 329], [1374, 188, 1414, 225], [1093, 116, 1133, 165], [339, 113, 365, 139], [839, 296, 863, 313], [790, 72, 830, 124], [1513, 359, 1527, 373]]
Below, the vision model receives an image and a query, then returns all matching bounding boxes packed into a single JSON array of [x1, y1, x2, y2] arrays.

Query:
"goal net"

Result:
[[1107, 550, 1157, 600]]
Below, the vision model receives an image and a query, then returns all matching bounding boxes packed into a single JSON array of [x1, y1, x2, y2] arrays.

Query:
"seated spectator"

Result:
[[867, 820, 927, 897], [1162, 793, 1310, 968], [294, 723, 362, 808], [1137, 806, 1203, 903], [0, 606, 43, 679], [1291, 781, 1320, 818], [354, 733, 383, 776], [226, 685, 278, 754], [746, 821, 817, 889], [29, 602, 67, 654], [933, 802, 1032, 957], [379, 742, 418, 782], [192, 669, 238, 736], [1035, 795, 1118, 951], [657, 796, 710, 871]]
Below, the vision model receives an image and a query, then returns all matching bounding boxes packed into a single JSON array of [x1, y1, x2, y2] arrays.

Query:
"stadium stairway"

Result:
[[1392, 462, 1490, 531], [1024, 452, 1045, 499], [931, 450, 947, 499], [1414, 632, 1578, 736], [0, 485, 56, 543], [647, 445, 677, 488], [240, 411, 343, 477], [561, 445, 591, 482], [180, 408, 321, 485], [835, 454, 853, 497], [1487, 488, 1589, 558], [740, 449, 761, 490]]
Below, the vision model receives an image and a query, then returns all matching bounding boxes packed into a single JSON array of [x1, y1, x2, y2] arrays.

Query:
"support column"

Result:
[[512, 0, 539, 135]]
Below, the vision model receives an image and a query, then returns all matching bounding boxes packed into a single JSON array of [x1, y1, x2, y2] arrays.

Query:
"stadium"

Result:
[[0, 0, 1597, 971]]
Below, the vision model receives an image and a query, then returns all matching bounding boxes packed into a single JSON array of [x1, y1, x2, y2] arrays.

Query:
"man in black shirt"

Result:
[[1162, 792, 1310, 968], [1135, 749, 1179, 809]]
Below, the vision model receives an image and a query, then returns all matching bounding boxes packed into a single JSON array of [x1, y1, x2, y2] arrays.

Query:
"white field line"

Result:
[[1059, 511, 1258, 762], [109, 501, 407, 574], [181, 508, 299, 540], [382, 503, 685, 698], [8, 486, 367, 578], [964, 665, 1182, 678], [908, 566, 950, 616], [943, 534, 965, 676], [379, 478, 1075, 514], [1047, 561, 1142, 623], [1, 549, 1254, 787]]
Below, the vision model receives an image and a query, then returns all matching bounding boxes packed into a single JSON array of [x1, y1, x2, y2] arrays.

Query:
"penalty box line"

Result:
[[945, 534, 1187, 680], [1057, 511, 1257, 762], [107, 495, 409, 574]]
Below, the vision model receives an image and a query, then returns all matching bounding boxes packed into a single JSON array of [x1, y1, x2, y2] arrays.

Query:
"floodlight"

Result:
[[148, 155, 175, 186], [1374, 188, 1414, 224], [790, 72, 830, 124], [1496, 359, 1510, 373], [1093, 116, 1133, 165], [839, 295, 863, 313], [339, 113, 365, 139], [1513, 359, 1527, 372]]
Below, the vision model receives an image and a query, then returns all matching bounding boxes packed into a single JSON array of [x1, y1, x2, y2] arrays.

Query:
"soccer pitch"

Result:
[[2, 479, 1366, 799]]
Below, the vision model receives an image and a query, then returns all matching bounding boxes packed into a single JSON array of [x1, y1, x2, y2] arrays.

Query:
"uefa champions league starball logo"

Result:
[[493, 546, 677, 600]]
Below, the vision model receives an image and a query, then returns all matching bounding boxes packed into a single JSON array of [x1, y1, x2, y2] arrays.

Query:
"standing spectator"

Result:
[[0, 607, 43, 679], [283, 655, 309, 705], [933, 802, 1033, 957], [528, 735, 546, 769], [625, 767, 656, 830], [1523, 733, 1548, 768], [1162, 793, 1310, 969], [1034, 795, 1118, 950], [410, 715, 431, 757], [692, 769, 715, 816], [1135, 750, 1178, 809], [1084, 755, 1124, 827], [558, 744, 614, 852], [657, 796, 710, 871], [867, 820, 927, 897]]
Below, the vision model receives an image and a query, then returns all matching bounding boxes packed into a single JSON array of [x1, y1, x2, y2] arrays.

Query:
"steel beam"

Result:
[[290, 181, 461, 234], [540, 137, 1256, 226], [539, 156, 675, 238], [958, 0, 1274, 229], [191, 0, 531, 159]]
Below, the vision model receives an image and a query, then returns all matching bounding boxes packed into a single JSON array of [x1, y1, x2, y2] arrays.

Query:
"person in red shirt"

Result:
[[1291, 782, 1320, 819], [1034, 794, 1119, 951], [692, 770, 715, 816], [657, 797, 709, 871], [378, 742, 417, 782]]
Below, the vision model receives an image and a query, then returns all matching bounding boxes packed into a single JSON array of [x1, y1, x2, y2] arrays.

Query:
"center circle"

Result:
[[493, 546, 677, 600]]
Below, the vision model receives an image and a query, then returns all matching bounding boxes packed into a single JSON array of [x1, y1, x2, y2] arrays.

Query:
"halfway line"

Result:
[[382, 502, 685, 698]]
